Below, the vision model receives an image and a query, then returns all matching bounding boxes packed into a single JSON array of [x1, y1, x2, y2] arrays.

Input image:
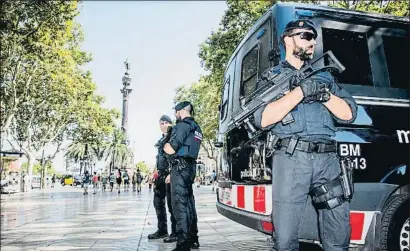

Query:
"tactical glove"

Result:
[[299, 79, 328, 98], [303, 89, 331, 103]]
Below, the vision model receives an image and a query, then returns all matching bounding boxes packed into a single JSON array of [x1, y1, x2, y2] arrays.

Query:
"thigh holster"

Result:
[[310, 177, 346, 210]]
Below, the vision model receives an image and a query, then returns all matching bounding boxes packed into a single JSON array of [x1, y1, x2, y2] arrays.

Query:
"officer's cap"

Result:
[[174, 101, 192, 111], [159, 115, 172, 123], [282, 19, 318, 38]]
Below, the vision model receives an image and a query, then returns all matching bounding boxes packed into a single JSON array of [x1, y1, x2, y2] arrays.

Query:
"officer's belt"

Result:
[[278, 138, 336, 153], [173, 157, 196, 165]]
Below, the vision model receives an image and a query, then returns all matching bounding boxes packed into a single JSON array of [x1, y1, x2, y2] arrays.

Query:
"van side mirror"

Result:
[[218, 104, 221, 111], [214, 142, 223, 148]]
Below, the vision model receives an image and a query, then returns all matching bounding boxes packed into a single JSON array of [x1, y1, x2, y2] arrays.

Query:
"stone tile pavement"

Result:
[[1, 184, 280, 251]]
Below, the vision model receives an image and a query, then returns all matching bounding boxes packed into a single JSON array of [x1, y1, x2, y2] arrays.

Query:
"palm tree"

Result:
[[104, 129, 130, 174], [65, 141, 100, 175]]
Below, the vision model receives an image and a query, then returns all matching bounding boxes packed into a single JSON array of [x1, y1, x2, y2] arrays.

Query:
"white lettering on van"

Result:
[[397, 130, 410, 143], [339, 144, 361, 156]]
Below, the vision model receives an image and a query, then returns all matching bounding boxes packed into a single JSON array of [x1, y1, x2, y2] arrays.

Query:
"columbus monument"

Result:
[[121, 59, 132, 143]]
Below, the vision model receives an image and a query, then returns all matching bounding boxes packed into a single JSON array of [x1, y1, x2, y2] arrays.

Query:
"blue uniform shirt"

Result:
[[254, 60, 358, 142]]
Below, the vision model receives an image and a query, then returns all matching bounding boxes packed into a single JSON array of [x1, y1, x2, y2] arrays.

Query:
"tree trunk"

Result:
[[26, 153, 36, 191], [41, 167, 46, 189]]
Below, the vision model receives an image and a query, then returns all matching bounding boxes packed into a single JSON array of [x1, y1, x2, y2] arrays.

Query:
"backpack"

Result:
[[137, 173, 142, 183]]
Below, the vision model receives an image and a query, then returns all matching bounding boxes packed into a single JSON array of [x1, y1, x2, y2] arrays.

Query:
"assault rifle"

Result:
[[227, 51, 345, 137]]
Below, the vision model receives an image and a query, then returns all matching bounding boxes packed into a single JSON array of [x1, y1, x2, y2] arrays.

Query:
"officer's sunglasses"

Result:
[[288, 31, 317, 41]]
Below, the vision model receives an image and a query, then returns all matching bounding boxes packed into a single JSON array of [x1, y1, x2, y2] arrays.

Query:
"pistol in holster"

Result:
[[339, 157, 354, 201], [266, 131, 280, 157]]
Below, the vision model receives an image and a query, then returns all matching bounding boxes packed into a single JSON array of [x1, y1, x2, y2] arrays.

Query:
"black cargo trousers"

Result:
[[170, 160, 199, 246], [153, 171, 168, 234], [271, 147, 350, 251], [166, 182, 177, 234]]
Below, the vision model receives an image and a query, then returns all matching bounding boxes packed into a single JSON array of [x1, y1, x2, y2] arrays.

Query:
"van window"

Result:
[[382, 35, 409, 90], [220, 77, 230, 121], [241, 45, 259, 97], [322, 28, 373, 86], [257, 19, 272, 77]]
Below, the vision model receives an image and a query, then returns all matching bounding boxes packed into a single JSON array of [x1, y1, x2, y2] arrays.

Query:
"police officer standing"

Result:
[[164, 101, 202, 251], [148, 115, 177, 241], [254, 19, 358, 251]]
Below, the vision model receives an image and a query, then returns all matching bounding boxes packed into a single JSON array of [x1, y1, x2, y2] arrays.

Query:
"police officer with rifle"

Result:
[[148, 115, 177, 242], [253, 19, 358, 251], [164, 101, 202, 251]]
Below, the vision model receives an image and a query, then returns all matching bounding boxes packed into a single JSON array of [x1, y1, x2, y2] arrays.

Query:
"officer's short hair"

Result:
[[159, 115, 172, 124]]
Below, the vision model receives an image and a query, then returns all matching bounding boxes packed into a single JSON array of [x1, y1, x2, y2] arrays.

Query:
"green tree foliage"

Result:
[[21, 161, 56, 176], [174, 78, 220, 161], [1, 1, 118, 180], [329, 0, 409, 17], [136, 161, 150, 176], [1, 1, 80, 134], [198, 0, 273, 86], [175, 0, 409, 158]]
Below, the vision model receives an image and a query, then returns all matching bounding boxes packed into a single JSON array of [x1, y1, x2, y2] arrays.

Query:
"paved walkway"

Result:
[[1, 184, 278, 251]]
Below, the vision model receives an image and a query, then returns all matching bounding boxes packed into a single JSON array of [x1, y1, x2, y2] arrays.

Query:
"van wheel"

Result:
[[380, 194, 410, 251]]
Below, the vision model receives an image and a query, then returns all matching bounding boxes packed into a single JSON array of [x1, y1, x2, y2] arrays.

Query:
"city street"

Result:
[[1, 184, 277, 251]]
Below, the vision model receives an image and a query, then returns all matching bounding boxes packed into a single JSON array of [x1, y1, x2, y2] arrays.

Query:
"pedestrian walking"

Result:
[[148, 174, 153, 191], [51, 174, 56, 188], [83, 171, 91, 195], [136, 169, 143, 193], [97, 174, 101, 189], [109, 172, 115, 192], [116, 169, 122, 194], [92, 172, 98, 194], [211, 170, 217, 192], [102, 174, 108, 192], [123, 171, 129, 192], [132, 172, 137, 192]]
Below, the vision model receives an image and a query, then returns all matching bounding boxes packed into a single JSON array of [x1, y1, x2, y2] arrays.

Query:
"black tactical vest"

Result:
[[176, 118, 202, 159]]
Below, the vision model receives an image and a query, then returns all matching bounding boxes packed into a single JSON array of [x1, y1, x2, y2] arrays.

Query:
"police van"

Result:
[[214, 3, 409, 251]]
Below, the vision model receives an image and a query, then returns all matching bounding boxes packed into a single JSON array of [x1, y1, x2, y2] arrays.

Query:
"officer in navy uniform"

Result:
[[148, 115, 177, 242], [164, 101, 202, 251], [254, 19, 358, 251]]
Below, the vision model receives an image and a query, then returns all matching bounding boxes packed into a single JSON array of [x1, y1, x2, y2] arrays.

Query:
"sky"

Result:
[[48, 1, 227, 172]]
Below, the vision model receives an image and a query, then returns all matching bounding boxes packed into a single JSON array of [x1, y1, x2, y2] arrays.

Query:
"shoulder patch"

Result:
[[194, 131, 203, 142]]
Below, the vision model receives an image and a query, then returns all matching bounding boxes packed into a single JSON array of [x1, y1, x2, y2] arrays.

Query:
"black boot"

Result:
[[148, 230, 168, 240], [172, 242, 191, 251], [190, 237, 200, 249], [163, 232, 177, 243]]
